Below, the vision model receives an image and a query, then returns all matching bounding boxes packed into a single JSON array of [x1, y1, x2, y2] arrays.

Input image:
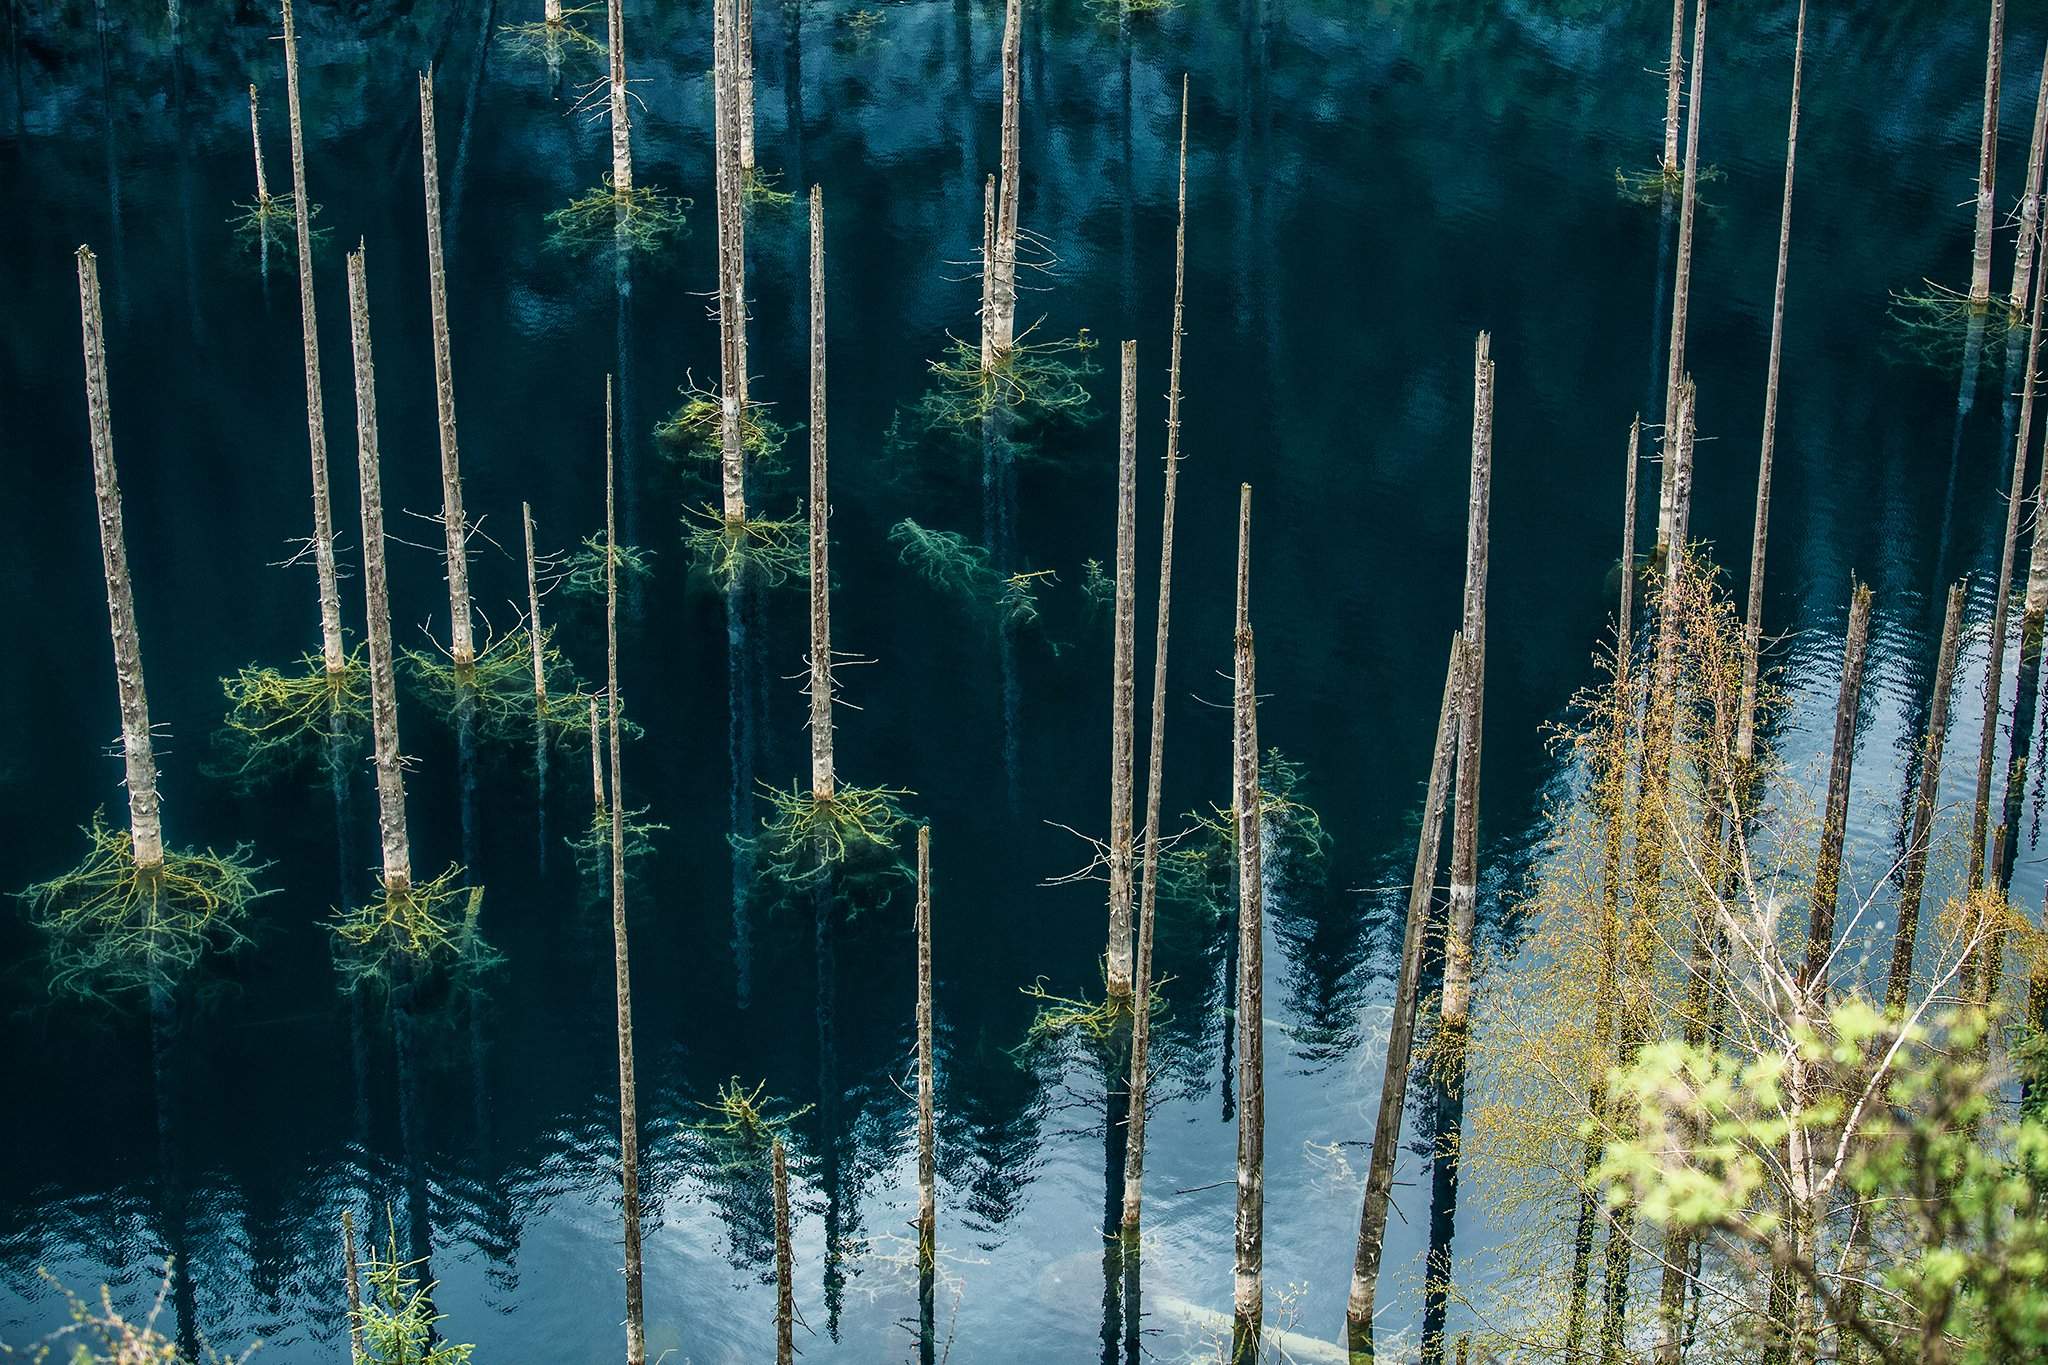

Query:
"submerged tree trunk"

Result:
[[916, 824, 936, 1266], [1121, 78, 1188, 1241], [809, 185, 834, 797], [1891, 582, 1966, 1012], [987, 0, 1022, 360], [1661, 0, 1685, 177], [1657, 0, 1704, 554], [774, 1134, 794, 1365], [1106, 339, 1138, 999], [280, 0, 345, 676], [1230, 483, 1264, 1363], [1973, 0, 2008, 309], [1346, 632, 1465, 1359], [418, 70, 474, 672], [345, 245, 412, 896], [606, 0, 632, 195], [1804, 583, 1873, 998], [1737, 0, 1804, 769], [2013, 46, 2048, 318], [341, 1208, 365, 1363], [715, 0, 748, 523], [75, 247, 163, 872]]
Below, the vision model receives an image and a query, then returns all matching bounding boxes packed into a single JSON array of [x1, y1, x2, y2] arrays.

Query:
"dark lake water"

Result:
[[3, 0, 2044, 1359]]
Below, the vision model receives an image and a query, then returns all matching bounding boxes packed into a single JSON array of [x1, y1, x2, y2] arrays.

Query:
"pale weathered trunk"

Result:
[[1620, 416, 1641, 670], [979, 173, 997, 374], [605, 375, 647, 1365], [345, 245, 412, 895], [1657, 0, 1705, 554], [606, 0, 632, 194], [341, 1209, 365, 1364], [523, 503, 546, 707], [75, 246, 163, 871], [418, 71, 473, 671], [714, 0, 747, 522], [280, 0, 345, 676], [1737, 0, 1804, 769], [2012, 45, 2048, 317], [1106, 339, 1138, 998], [247, 84, 270, 203], [544, 0, 560, 24], [1804, 583, 1873, 998], [1440, 332, 1494, 1039], [1890, 583, 1966, 1012], [1346, 632, 1465, 1351], [988, 0, 1022, 358], [774, 1135, 794, 1365], [809, 185, 834, 797], [589, 694, 605, 816], [737, 0, 756, 173], [1230, 483, 1264, 1361], [1662, 0, 1685, 176], [1973, 0, 2007, 308], [915, 825, 936, 1265], [1121, 78, 1187, 1239]]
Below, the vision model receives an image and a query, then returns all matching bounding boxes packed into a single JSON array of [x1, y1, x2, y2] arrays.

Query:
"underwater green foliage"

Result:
[[1158, 748, 1329, 913], [228, 192, 322, 263], [1888, 283, 2022, 370], [212, 649, 371, 787], [545, 177, 689, 255], [355, 1216, 477, 1365], [1079, 557, 1113, 618], [682, 505, 808, 589], [565, 804, 665, 898], [688, 1076, 814, 1145], [741, 167, 797, 209], [1611, 161, 1723, 205], [559, 534, 655, 602], [841, 7, 885, 39], [329, 866, 494, 992], [403, 629, 596, 748], [498, 6, 604, 62], [912, 330, 1098, 435], [15, 813, 271, 1003], [752, 780, 913, 890], [1018, 971, 1169, 1054], [654, 387, 791, 472], [888, 519, 1048, 627]]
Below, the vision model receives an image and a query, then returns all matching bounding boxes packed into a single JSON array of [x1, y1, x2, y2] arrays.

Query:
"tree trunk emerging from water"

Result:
[[736, 0, 756, 174], [1737, 0, 1804, 769], [523, 503, 546, 709], [606, 0, 632, 195], [916, 824, 936, 1266], [979, 173, 997, 374], [1891, 582, 1966, 1013], [1230, 483, 1264, 1363], [247, 84, 269, 204], [1106, 339, 1138, 999], [1973, 0, 2007, 309], [76, 244, 162, 872], [714, 0, 748, 522], [1657, 0, 1704, 554], [1121, 77, 1188, 1241], [773, 1134, 794, 1365], [987, 0, 1022, 362], [280, 0, 345, 676], [1804, 582, 1873, 998], [418, 70, 474, 672], [2013, 46, 2048, 318], [1661, 0, 1685, 177], [341, 1208, 365, 1363], [345, 245, 413, 896], [809, 185, 834, 797], [589, 694, 605, 817], [1346, 631, 1465, 1359]]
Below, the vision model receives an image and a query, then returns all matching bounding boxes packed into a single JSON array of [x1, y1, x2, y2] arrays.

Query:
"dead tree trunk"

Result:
[[1230, 482, 1264, 1363], [987, 0, 1022, 361], [342, 1208, 365, 1364], [714, 0, 748, 523], [1346, 632, 1465, 1356], [1891, 582, 1966, 1013], [1106, 339, 1138, 999], [418, 70, 474, 672], [75, 246, 163, 872], [523, 502, 546, 710], [774, 1134, 794, 1365], [280, 0, 345, 676], [980, 173, 997, 374], [1657, 0, 1705, 554], [1973, 0, 2008, 309], [1620, 416, 1641, 669], [247, 84, 270, 204], [1804, 582, 1873, 998], [1661, 0, 1685, 178], [809, 184, 833, 797], [589, 694, 605, 817], [606, 0, 632, 195], [916, 824, 936, 1267], [1737, 0, 1805, 769], [345, 244, 413, 896], [737, 0, 756, 175], [2012, 45, 2048, 318], [604, 374, 648, 1365], [1121, 77, 1188, 1241]]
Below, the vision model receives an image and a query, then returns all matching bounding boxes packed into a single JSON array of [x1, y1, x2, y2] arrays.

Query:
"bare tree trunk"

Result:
[[1804, 583, 1873, 998], [1346, 632, 1465, 1356], [1106, 339, 1138, 999], [1657, 0, 1705, 554], [341, 1208, 365, 1364], [809, 184, 834, 797], [590, 694, 605, 817], [737, 0, 755, 174], [916, 824, 936, 1266], [714, 0, 747, 523], [980, 173, 997, 375], [1620, 416, 1641, 670], [601, 375, 647, 1365], [774, 1134, 794, 1365], [1121, 77, 1188, 1241], [1973, 0, 2008, 308], [247, 84, 270, 203], [345, 245, 412, 896], [987, 0, 1022, 359], [2013, 46, 2048, 317], [1662, 0, 1685, 177], [1230, 483, 1264, 1362], [544, 0, 560, 24], [280, 0, 345, 676], [74, 247, 162, 871], [1737, 0, 1805, 769], [1890, 582, 1966, 1013], [418, 70, 474, 672], [606, 0, 632, 195], [523, 502, 546, 709]]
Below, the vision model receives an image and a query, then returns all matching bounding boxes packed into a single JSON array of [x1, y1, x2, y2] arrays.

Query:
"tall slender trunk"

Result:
[[1661, 0, 1685, 177], [606, 0, 632, 194], [808, 185, 834, 797], [1346, 632, 1466, 1358], [345, 245, 412, 895], [987, 0, 1022, 359], [1230, 484, 1264, 1362], [1973, 0, 2008, 308], [1657, 0, 1705, 554], [523, 503, 547, 710], [590, 695, 605, 814], [341, 1208, 365, 1363], [2012, 46, 2048, 318], [737, 0, 756, 173], [916, 825, 936, 1265], [980, 173, 997, 374], [605, 376, 647, 1365], [75, 246, 162, 872], [1106, 340, 1138, 998], [774, 1135, 794, 1365], [1804, 583, 1874, 997], [419, 70, 474, 671], [1121, 78, 1188, 1240], [280, 0, 345, 675], [1737, 0, 1805, 768], [247, 84, 270, 203], [715, 0, 748, 523], [1890, 582, 1966, 1012]]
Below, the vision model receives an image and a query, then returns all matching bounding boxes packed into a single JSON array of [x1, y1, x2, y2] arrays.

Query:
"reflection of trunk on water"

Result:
[[982, 407, 1021, 806], [1098, 1076, 1128, 1365], [814, 874, 845, 1338], [94, 0, 125, 320], [616, 243, 640, 562], [1116, 9, 1133, 334], [447, 0, 497, 246], [392, 972, 436, 1280], [148, 988, 201, 1359], [1934, 317, 1988, 588], [170, 8, 204, 350], [457, 695, 479, 874], [730, 574, 758, 1009]]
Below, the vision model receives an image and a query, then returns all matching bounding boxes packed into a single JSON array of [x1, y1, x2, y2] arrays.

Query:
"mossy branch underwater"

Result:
[[888, 518, 1049, 628], [748, 779, 913, 891], [211, 647, 371, 787], [912, 327, 1097, 436], [546, 177, 689, 255], [403, 627, 601, 749], [682, 504, 808, 589], [329, 864, 495, 992]]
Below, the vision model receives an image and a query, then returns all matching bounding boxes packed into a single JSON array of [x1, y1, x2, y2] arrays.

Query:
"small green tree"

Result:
[[354, 1220, 475, 1365]]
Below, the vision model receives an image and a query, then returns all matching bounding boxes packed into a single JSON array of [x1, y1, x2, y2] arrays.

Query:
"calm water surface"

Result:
[[1, 0, 2041, 1359]]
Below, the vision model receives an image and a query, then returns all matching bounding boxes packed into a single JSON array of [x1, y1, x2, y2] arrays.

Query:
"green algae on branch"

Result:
[[682, 504, 808, 589], [913, 329, 1098, 434], [498, 5, 605, 62], [560, 533, 655, 601], [1887, 282, 2023, 369], [211, 649, 371, 787], [1018, 970, 1169, 1054], [1611, 161, 1722, 205], [329, 864, 495, 992], [566, 802, 665, 897], [888, 518, 1048, 627], [545, 177, 689, 255], [17, 812, 271, 1002], [752, 779, 913, 888], [742, 166, 798, 209], [403, 627, 595, 747], [689, 1076, 815, 1144], [655, 385, 790, 471], [1158, 749, 1328, 913]]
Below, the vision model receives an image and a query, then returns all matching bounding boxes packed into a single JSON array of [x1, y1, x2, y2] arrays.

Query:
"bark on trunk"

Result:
[[1230, 483, 1264, 1362], [606, 0, 632, 194], [1737, 0, 1804, 769], [523, 502, 546, 707], [1889, 582, 1966, 1012], [737, 0, 756, 173], [345, 245, 412, 895], [280, 0, 346, 676], [75, 246, 163, 871], [1121, 78, 1187, 1240], [987, 0, 1022, 359], [1658, 0, 1705, 554], [247, 84, 269, 203], [2012, 44, 2048, 317], [604, 375, 647, 1365], [809, 184, 834, 797], [590, 694, 605, 816], [1106, 339, 1138, 998], [544, 0, 560, 24], [418, 70, 473, 671], [1804, 582, 1873, 998], [774, 1135, 794, 1365], [1973, 0, 2008, 308], [915, 824, 936, 1266], [1440, 332, 1494, 1040], [342, 1208, 365, 1364], [1662, 0, 1685, 176], [1620, 416, 1641, 673], [715, 0, 748, 523], [1346, 632, 1466, 1353], [980, 173, 997, 374]]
